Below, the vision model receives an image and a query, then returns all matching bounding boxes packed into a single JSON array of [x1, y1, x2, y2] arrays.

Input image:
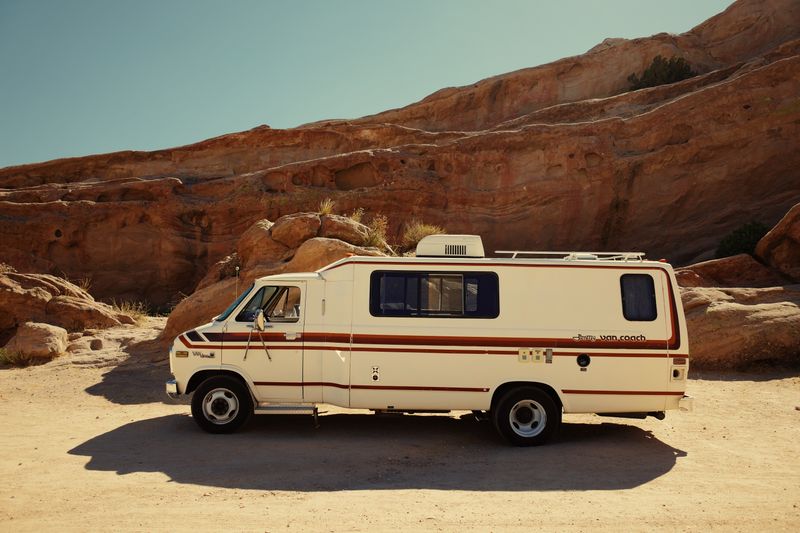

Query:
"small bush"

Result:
[[364, 214, 389, 248], [348, 207, 365, 224], [628, 55, 697, 91], [318, 198, 335, 215], [716, 221, 770, 258], [0, 263, 16, 274], [0, 348, 36, 367], [111, 300, 150, 325], [402, 219, 444, 252]]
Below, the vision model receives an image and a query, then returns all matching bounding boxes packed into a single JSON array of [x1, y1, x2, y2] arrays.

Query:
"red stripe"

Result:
[[561, 389, 684, 396]]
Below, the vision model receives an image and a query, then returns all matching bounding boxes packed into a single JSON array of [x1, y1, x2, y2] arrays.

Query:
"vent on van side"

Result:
[[416, 235, 485, 258]]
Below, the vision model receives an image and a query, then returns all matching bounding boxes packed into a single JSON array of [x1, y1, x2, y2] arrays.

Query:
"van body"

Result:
[[166, 235, 692, 445]]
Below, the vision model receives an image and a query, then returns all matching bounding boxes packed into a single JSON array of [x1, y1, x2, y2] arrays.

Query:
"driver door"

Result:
[[223, 282, 305, 402]]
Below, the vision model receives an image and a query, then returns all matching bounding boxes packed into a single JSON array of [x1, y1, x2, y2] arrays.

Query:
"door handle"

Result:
[[285, 332, 300, 341]]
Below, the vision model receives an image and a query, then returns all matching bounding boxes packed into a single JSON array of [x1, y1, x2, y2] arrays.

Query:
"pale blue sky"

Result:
[[0, 0, 732, 168]]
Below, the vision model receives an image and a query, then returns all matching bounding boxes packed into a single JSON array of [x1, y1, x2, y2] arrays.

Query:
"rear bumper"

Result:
[[678, 395, 694, 412], [166, 379, 180, 399]]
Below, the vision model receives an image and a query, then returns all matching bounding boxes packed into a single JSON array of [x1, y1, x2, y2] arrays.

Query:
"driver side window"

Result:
[[235, 285, 301, 323], [268, 286, 301, 322]]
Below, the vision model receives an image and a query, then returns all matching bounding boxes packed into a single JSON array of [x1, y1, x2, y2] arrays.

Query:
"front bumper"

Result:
[[166, 379, 180, 399], [678, 395, 694, 412]]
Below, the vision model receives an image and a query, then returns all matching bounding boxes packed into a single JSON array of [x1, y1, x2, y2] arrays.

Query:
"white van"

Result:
[[166, 235, 692, 446]]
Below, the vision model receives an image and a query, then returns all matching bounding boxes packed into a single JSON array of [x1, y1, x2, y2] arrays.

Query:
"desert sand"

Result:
[[1, 321, 798, 531]]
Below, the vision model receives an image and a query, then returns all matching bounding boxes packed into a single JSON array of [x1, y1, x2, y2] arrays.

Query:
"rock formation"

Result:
[[0, 0, 798, 309], [0, 271, 134, 353], [678, 202, 800, 368], [161, 212, 384, 340]]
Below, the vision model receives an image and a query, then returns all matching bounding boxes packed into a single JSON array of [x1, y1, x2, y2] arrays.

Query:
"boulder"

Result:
[[0, 273, 134, 345], [756, 202, 800, 282], [285, 238, 381, 273], [161, 237, 384, 341], [236, 219, 290, 269], [681, 285, 800, 368], [319, 215, 368, 246], [675, 253, 787, 288], [44, 295, 127, 331], [3, 322, 68, 360], [269, 213, 321, 249]]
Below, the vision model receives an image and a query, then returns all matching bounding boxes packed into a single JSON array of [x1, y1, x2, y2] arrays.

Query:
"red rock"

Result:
[[675, 254, 787, 287], [0, 0, 798, 311], [236, 219, 289, 268], [44, 295, 125, 332], [756, 202, 800, 282], [0, 273, 134, 344], [269, 213, 321, 249], [682, 285, 800, 368], [320, 215, 368, 246]]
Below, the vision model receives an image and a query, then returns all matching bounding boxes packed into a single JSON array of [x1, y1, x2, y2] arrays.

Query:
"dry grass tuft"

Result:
[[402, 219, 445, 251], [318, 197, 335, 215], [348, 207, 365, 224], [112, 300, 150, 325], [0, 263, 16, 274], [364, 214, 389, 248], [0, 348, 36, 367]]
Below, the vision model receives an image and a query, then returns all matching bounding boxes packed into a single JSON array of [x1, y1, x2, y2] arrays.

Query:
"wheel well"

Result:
[[491, 381, 563, 412], [185, 370, 249, 396]]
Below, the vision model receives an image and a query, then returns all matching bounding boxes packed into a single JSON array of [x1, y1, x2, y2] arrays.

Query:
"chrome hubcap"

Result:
[[202, 388, 239, 425], [509, 399, 546, 437]]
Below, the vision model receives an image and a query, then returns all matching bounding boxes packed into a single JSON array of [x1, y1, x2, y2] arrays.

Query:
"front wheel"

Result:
[[493, 387, 560, 446], [191, 376, 253, 434]]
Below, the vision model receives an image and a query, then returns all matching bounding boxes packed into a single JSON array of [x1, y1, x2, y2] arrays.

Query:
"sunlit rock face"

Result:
[[1, 0, 799, 309]]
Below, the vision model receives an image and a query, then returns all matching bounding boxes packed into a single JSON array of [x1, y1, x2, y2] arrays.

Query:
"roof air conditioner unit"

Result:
[[415, 235, 485, 258]]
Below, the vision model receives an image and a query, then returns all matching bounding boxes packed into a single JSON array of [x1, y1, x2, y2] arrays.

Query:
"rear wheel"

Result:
[[191, 375, 253, 434], [493, 387, 560, 446]]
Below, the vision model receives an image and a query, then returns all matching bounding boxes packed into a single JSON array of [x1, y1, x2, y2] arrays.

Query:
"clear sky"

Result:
[[0, 0, 732, 168]]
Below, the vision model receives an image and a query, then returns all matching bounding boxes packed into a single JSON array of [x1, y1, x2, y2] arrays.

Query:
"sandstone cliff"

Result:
[[0, 0, 798, 310]]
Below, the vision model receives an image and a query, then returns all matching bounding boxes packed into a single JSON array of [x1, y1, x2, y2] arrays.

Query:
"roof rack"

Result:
[[495, 250, 646, 261]]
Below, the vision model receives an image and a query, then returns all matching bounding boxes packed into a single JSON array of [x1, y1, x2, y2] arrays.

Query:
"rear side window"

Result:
[[370, 271, 499, 318], [620, 274, 657, 321]]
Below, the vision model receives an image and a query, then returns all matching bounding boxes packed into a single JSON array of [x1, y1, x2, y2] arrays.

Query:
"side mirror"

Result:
[[254, 309, 266, 331]]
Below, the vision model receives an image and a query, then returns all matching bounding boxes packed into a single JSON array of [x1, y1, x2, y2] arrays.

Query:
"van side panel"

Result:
[[306, 265, 354, 407], [346, 263, 677, 413]]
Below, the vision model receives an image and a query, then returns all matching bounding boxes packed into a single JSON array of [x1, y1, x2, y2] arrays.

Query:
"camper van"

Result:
[[166, 235, 692, 446]]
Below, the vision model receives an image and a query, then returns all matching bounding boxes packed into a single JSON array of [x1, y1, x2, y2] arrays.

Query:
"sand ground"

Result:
[[1, 320, 799, 532]]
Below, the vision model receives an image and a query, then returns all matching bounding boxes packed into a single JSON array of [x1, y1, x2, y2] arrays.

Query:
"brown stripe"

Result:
[[253, 381, 487, 392], [561, 389, 684, 396]]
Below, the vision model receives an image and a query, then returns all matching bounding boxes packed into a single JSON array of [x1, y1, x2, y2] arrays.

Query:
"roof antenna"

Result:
[[235, 265, 240, 298]]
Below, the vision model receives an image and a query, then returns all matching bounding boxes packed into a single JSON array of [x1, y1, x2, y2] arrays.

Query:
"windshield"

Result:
[[215, 283, 254, 322]]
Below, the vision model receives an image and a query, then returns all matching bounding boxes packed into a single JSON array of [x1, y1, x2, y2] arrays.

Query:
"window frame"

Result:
[[234, 285, 301, 323], [369, 270, 499, 319], [619, 273, 658, 322]]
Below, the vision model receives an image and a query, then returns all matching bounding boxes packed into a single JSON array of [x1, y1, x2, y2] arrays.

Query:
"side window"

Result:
[[620, 274, 657, 321], [370, 271, 498, 318], [267, 286, 302, 322], [235, 286, 279, 322]]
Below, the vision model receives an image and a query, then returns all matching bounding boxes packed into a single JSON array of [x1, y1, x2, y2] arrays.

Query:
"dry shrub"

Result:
[[348, 207, 365, 224], [318, 197, 335, 215], [365, 214, 389, 248], [0, 348, 36, 367], [112, 300, 149, 325], [0, 263, 16, 274], [402, 219, 444, 252]]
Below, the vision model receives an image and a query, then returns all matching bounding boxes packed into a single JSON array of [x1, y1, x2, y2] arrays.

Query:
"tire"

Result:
[[492, 386, 560, 446], [191, 375, 253, 434]]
